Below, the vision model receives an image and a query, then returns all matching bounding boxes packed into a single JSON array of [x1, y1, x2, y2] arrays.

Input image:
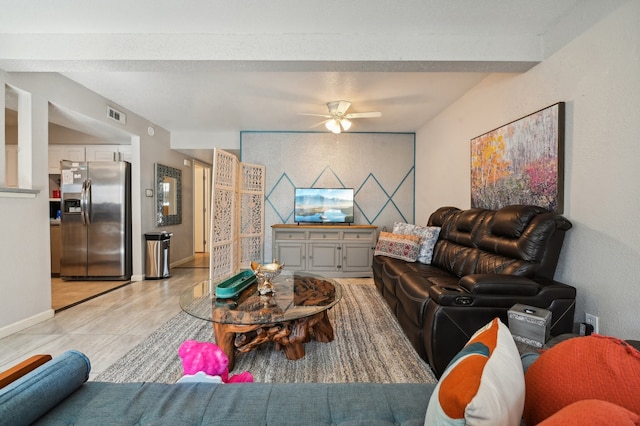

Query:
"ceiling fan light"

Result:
[[340, 118, 352, 131], [326, 119, 341, 133]]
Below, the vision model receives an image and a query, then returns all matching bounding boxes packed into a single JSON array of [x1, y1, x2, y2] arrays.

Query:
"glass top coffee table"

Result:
[[180, 270, 342, 370]]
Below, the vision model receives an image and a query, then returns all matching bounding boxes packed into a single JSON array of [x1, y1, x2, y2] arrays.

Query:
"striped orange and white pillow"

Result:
[[424, 318, 525, 426]]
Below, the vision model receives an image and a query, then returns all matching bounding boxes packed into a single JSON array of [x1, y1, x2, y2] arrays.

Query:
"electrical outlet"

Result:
[[585, 313, 599, 334]]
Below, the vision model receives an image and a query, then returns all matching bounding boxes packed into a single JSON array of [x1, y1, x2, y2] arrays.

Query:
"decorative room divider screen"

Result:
[[209, 148, 265, 283]]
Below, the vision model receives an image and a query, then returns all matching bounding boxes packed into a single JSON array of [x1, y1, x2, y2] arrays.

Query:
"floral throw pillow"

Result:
[[374, 231, 422, 262], [392, 222, 441, 264]]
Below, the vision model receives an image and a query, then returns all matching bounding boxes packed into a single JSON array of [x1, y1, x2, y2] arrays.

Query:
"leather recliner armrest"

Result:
[[427, 285, 473, 306], [459, 274, 540, 296]]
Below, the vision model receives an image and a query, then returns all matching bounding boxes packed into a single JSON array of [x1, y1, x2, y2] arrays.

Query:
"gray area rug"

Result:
[[95, 281, 437, 384]]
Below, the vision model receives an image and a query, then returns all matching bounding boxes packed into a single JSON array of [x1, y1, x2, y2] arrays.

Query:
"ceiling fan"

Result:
[[300, 100, 382, 133]]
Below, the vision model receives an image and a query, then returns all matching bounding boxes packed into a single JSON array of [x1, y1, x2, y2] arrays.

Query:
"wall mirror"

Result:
[[155, 163, 182, 226]]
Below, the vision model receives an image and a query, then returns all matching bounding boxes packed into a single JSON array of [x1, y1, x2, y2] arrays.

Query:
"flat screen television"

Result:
[[294, 188, 354, 224]]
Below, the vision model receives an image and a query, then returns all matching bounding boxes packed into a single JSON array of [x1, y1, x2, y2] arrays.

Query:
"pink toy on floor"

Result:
[[178, 340, 253, 383]]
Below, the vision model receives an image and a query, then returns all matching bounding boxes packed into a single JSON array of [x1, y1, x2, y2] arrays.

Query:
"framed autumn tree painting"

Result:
[[470, 102, 565, 213]]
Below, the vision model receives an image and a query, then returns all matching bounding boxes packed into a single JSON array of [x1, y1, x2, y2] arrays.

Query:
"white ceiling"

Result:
[[0, 1, 626, 142]]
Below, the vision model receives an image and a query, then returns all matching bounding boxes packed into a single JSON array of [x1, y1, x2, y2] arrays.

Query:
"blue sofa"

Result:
[[0, 350, 433, 425], [3, 336, 637, 425]]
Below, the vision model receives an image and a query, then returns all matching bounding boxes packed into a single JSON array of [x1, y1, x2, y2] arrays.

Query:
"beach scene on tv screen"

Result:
[[295, 188, 354, 223]]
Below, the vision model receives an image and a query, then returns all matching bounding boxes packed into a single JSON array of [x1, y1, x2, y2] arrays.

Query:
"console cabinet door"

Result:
[[342, 243, 374, 272], [274, 242, 306, 271], [308, 242, 340, 272]]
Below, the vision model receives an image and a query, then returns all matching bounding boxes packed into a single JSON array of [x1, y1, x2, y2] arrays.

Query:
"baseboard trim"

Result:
[[171, 255, 195, 268], [0, 309, 55, 339]]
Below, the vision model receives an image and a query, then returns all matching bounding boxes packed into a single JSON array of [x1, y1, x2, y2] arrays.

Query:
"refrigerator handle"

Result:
[[80, 180, 87, 225], [84, 179, 92, 225]]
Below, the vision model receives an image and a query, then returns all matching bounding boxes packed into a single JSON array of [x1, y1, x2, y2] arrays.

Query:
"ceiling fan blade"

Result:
[[327, 100, 351, 115], [345, 111, 382, 119], [299, 112, 332, 118], [309, 119, 331, 129]]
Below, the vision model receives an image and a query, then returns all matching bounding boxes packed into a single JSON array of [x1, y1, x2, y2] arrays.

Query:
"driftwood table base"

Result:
[[213, 311, 334, 371], [180, 272, 343, 371]]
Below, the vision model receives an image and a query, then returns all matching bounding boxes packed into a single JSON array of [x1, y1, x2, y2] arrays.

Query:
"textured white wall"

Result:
[[241, 132, 415, 262], [416, 1, 640, 339]]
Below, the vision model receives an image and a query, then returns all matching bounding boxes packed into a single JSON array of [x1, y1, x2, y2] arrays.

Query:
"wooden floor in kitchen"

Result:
[[51, 253, 210, 311], [51, 278, 132, 311], [2, 254, 211, 380]]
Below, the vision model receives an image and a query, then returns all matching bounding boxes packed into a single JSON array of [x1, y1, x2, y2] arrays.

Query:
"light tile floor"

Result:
[[0, 266, 211, 380]]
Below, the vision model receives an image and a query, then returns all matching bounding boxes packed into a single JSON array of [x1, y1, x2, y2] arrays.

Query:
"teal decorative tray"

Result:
[[215, 270, 257, 299]]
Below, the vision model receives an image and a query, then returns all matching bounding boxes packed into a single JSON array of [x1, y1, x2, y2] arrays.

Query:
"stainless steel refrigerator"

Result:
[[60, 160, 132, 280]]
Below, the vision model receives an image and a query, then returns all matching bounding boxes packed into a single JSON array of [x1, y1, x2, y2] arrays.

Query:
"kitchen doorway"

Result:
[[47, 103, 137, 312]]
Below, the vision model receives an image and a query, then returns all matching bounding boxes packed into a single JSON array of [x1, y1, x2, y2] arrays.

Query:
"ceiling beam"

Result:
[[0, 33, 541, 73]]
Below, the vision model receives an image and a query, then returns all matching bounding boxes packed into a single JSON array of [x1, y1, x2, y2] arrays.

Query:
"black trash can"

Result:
[[145, 232, 173, 279]]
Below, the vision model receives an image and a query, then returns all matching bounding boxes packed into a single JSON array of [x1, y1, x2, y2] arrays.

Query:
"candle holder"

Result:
[[250, 260, 285, 295]]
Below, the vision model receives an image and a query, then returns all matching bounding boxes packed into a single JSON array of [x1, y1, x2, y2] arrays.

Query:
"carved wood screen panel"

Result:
[[239, 162, 265, 268], [209, 148, 265, 283], [210, 148, 237, 282]]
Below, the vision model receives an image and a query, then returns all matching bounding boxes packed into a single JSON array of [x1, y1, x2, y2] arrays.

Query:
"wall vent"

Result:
[[107, 106, 126, 125]]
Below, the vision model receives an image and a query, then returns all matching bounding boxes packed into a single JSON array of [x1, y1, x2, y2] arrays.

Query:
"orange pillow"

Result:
[[524, 335, 640, 425], [537, 399, 640, 426]]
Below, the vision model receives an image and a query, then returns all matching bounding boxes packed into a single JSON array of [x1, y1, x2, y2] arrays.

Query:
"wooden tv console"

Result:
[[271, 224, 378, 278]]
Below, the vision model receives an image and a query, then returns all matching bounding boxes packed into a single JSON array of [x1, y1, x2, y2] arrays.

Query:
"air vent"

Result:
[[107, 106, 126, 125]]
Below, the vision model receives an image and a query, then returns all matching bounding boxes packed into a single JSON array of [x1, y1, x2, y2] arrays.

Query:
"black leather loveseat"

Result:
[[373, 205, 576, 377]]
